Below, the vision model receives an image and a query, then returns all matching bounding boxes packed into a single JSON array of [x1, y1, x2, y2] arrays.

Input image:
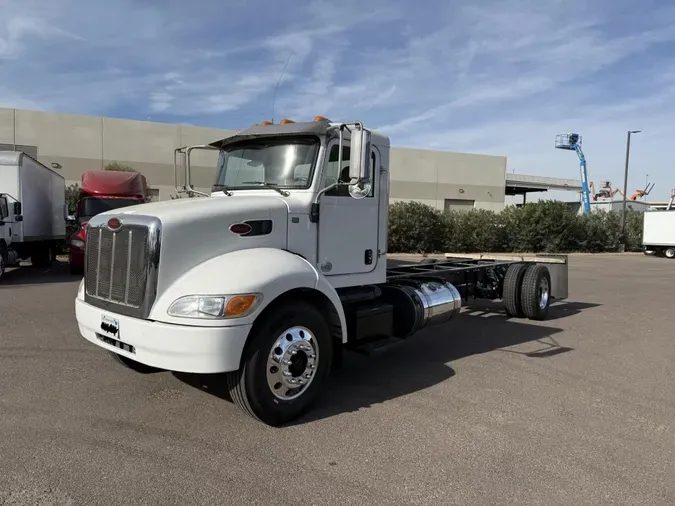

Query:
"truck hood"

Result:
[[92, 195, 291, 294]]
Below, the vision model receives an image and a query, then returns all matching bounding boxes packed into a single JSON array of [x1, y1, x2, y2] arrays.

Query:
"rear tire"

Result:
[[520, 264, 552, 321], [109, 351, 162, 374], [665, 247, 675, 259], [226, 300, 333, 426], [502, 263, 529, 318]]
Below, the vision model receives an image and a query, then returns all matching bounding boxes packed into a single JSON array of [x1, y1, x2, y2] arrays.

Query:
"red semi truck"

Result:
[[68, 170, 149, 274]]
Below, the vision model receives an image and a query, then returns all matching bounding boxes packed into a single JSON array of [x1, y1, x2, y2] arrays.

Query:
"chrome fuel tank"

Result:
[[381, 277, 462, 338]]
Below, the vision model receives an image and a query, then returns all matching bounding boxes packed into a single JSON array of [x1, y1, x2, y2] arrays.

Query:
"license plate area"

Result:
[[101, 314, 119, 336]]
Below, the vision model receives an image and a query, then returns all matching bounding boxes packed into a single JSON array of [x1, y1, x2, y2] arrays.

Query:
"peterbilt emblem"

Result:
[[107, 217, 122, 231], [230, 223, 252, 235]]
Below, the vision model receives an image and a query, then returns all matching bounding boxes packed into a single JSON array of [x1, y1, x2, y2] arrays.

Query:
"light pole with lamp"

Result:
[[620, 129, 641, 251]]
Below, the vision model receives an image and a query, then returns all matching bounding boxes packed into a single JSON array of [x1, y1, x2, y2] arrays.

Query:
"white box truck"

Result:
[[0, 151, 67, 278], [643, 209, 675, 258], [74, 117, 569, 425]]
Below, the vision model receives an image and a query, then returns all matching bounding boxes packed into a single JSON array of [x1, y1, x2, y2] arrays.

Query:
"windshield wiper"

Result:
[[211, 184, 233, 196], [240, 182, 289, 196]]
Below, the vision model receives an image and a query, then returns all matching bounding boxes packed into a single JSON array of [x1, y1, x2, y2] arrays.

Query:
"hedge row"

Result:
[[387, 200, 644, 254]]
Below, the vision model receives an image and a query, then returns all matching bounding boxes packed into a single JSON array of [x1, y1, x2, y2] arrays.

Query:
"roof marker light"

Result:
[[280, 118, 295, 124]]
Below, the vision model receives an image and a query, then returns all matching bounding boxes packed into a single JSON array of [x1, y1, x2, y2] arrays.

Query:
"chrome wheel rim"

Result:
[[539, 277, 550, 310], [666, 249, 675, 258], [267, 326, 319, 400]]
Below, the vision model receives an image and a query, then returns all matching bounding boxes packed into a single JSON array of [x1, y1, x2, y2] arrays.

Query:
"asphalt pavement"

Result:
[[1, 254, 674, 505]]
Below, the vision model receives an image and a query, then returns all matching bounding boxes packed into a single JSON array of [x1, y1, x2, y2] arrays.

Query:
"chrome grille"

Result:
[[85, 225, 150, 307]]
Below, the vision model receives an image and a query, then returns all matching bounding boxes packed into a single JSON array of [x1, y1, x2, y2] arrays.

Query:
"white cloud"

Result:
[[1, 0, 675, 199]]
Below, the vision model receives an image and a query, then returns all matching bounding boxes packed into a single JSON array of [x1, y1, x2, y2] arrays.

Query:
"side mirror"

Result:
[[13, 201, 21, 215], [15, 215, 23, 222], [348, 126, 371, 183]]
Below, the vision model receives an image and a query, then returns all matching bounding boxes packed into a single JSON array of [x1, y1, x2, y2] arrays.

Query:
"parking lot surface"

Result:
[[1, 254, 674, 505]]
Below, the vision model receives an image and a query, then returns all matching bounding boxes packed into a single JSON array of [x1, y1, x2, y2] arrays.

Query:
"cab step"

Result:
[[352, 336, 405, 356]]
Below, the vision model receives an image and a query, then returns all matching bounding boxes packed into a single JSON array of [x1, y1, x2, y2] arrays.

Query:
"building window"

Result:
[[444, 198, 475, 212]]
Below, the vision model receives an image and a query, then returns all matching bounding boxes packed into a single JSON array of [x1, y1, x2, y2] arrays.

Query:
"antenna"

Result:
[[271, 52, 293, 123]]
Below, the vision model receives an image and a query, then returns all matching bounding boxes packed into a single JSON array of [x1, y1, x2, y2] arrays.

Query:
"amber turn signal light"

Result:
[[225, 295, 257, 317]]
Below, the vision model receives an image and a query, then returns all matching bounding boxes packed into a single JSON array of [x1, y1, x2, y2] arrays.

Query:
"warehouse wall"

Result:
[[0, 108, 233, 200], [0, 108, 507, 210], [389, 146, 507, 212]]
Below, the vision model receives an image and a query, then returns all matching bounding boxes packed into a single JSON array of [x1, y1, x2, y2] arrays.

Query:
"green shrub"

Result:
[[387, 201, 449, 253], [624, 211, 644, 251], [446, 209, 506, 252], [387, 200, 646, 254]]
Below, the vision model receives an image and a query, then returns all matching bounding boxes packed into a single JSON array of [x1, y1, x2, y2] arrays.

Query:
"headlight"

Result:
[[71, 239, 85, 248], [167, 294, 260, 319]]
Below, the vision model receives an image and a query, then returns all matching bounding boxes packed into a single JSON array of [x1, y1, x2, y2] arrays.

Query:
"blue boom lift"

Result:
[[555, 133, 591, 215]]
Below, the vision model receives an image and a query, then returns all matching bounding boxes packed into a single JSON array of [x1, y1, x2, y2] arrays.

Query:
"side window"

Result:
[[323, 144, 376, 197], [0, 197, 8, 219]]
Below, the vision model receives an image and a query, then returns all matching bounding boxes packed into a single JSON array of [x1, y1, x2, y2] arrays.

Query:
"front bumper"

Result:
[[75, 297, 251, 373]]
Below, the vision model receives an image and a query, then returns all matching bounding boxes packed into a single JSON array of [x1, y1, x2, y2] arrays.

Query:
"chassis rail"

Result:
[[386, 258, 517, 280], [386, 254, 569, 301]]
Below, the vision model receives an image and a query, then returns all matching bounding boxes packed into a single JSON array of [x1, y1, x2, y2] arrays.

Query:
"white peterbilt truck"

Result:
[[75, 117, 569, 425]]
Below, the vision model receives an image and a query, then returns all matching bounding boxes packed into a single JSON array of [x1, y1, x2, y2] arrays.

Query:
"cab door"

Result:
[[316, 139, 380, 276]]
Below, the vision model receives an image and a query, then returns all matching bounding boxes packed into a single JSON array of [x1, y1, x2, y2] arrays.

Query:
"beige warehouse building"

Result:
[[0, 107, 579, 210]]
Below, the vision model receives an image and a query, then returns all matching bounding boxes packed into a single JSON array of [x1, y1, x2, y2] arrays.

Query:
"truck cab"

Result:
[[69, 170, 149, 274], [74, 117, 568, 425]]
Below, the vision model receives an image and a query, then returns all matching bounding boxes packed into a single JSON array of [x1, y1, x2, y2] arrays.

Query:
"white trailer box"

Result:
[[0, 151, 66, 270], [642, 210, 675, 257]]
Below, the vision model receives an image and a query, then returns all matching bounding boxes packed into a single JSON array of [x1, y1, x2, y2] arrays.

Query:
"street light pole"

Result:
[[620, 129, 641, 251]]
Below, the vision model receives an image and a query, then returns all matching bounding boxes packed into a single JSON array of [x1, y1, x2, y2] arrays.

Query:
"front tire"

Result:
[[226, 300, 333, 426], [665, 247, 675, 259]]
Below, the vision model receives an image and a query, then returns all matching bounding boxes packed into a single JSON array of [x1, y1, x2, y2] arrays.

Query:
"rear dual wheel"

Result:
[[503, 263, 551, 320]]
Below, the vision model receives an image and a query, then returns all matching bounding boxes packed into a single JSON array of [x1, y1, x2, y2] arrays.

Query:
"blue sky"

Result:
[[2, 0, 675, 200]]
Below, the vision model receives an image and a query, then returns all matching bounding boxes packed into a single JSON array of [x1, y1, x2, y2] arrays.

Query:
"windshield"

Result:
[[80, 197, 140, 218], [212, 137, 319, 192]]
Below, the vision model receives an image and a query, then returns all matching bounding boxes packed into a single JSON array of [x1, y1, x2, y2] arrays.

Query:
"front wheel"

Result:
[[226, 300, 333, 426], [665, 247, 675, 259]]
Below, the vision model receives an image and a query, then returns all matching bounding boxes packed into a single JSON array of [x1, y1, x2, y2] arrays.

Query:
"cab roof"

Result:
[[207, 119, 332, 150]]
